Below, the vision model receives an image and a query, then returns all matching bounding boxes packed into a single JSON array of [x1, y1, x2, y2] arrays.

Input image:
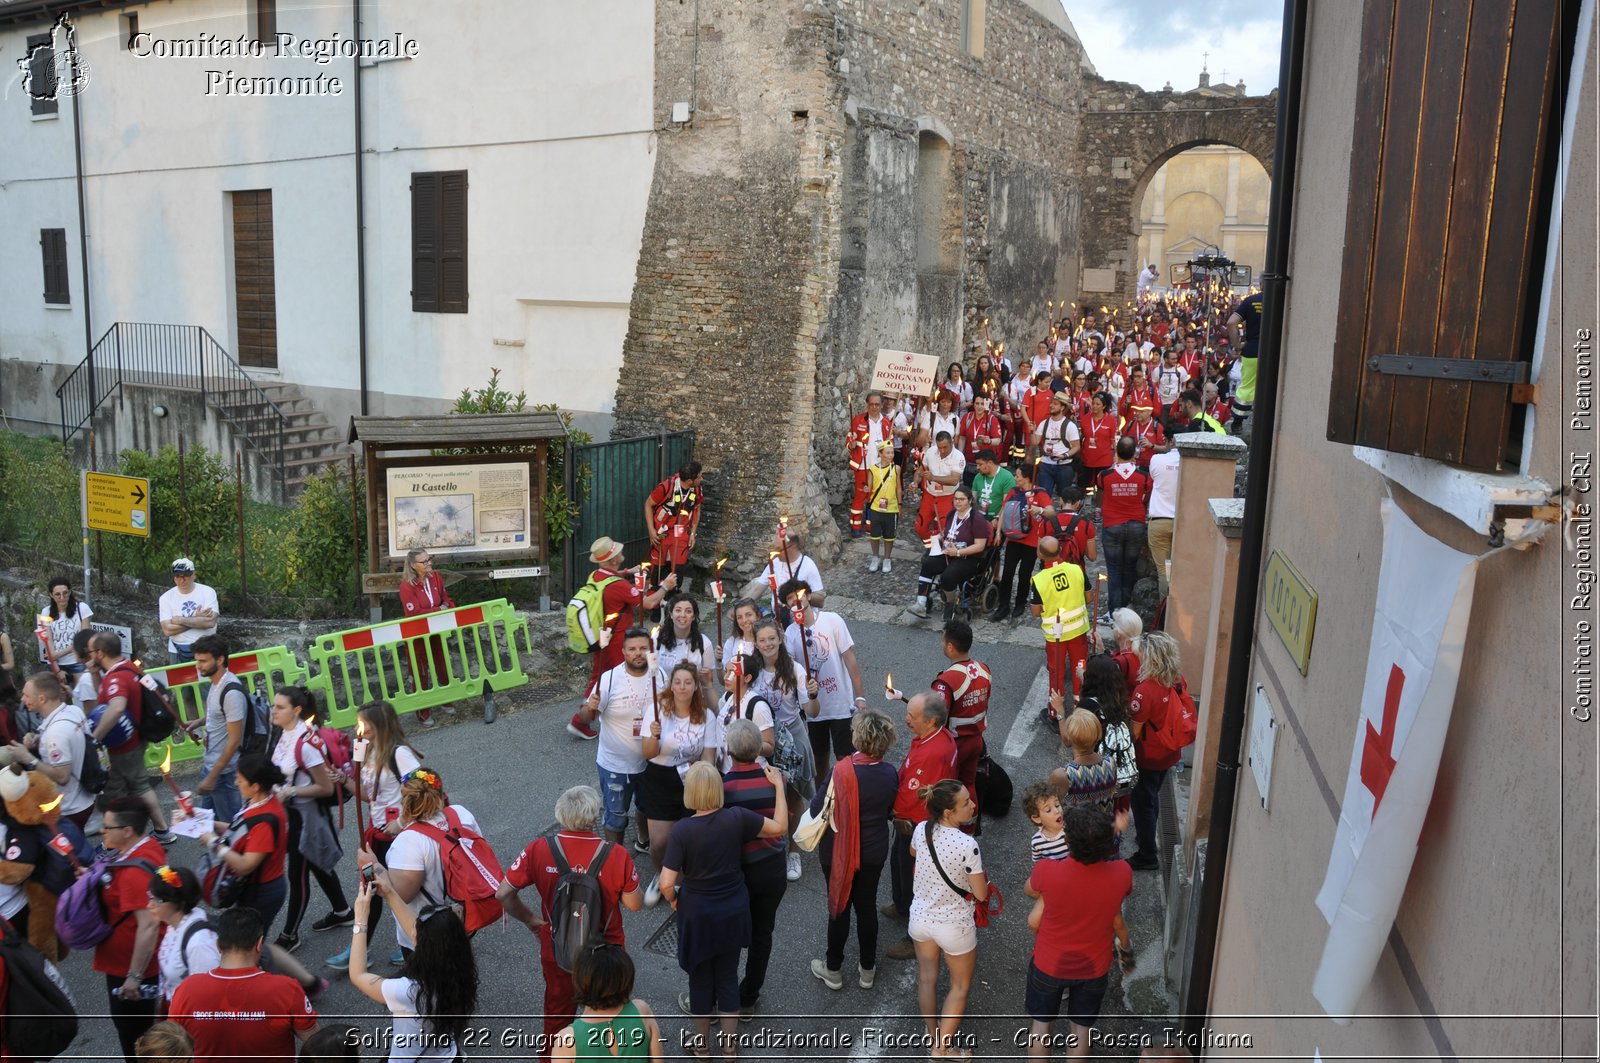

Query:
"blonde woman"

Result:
[[1126, 631, 1183, 871]]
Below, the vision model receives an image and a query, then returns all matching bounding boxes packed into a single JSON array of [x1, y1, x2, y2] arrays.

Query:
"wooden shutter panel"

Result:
[[412, 173, 440, 313], [438, 171, 468, 313], [1326, 0, 1563, 471], [27, 33, 57, 116], [40, 228, 69, 304]]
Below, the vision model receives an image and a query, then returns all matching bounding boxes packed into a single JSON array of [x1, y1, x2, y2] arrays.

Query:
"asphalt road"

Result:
[[56, 616, 1175, 1061]]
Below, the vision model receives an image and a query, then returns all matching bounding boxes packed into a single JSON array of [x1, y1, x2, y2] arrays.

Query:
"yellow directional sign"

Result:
[[82, 471, 151, 537]]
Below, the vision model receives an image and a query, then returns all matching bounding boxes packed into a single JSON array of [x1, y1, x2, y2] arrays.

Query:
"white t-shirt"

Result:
[[385, 804, 484, 950], [760, 554, 825, 599], [917, 410, 960, 443], [642, 702, 724, 776], [380, 977, 457, 1062], [785, 612, 856, 722], [910, 822, 983, 925], [272, 721, 324, 810], [40, 601, 92, 666], [1029, 354, 1057, 381], [158, 908, 220, 1002], [159, 582, 220, 650], [73, 671, 97, 713], [1154, 363, 1189, 405], [721, 636, 758, 670], [656, 632, 715, 680], [753, 661, 809, 729], [36, 702, 92, 815], [717, 690, 776, 773], [921, 447, 966, 497], [593, 664, 653, 775], [1035, 416, 1081, 465], [1148, 450, 1181, 521], [363, 746, 424, 829]]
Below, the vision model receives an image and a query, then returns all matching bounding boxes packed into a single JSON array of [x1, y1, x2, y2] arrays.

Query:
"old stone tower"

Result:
[[611, 0, 1274, 571]]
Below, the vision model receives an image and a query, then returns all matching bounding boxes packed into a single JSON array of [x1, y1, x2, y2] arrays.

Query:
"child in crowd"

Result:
[[1023, 782, 1068, 933]]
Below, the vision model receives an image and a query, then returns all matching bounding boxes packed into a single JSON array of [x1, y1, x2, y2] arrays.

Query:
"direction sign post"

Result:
[[81, 470, 152, 608]]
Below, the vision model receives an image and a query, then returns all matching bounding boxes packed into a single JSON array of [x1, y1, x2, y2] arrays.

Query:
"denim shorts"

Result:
[[596, 763, 640, 834], [1025, 961, 1108, 1027]]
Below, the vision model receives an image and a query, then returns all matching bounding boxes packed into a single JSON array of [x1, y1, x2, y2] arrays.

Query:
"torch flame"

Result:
[[356, 717, 367, 739], [650, 625, 660, 640], [159, 746, 173, 775], [40, 794, 62, 814], [884, 672, 894, 694], [713, 557, 728, 574], [604, 611, 620, 624]]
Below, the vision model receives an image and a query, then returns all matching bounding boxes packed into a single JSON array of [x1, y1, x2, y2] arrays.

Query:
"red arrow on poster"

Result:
[[1359, 664, 1404, 818]]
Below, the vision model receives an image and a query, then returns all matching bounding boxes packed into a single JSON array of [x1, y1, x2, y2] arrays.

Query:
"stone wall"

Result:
[[1076, 80, 1278, 302]]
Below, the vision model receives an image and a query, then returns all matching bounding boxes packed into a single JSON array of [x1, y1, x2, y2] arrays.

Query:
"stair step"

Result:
[[284, 450, 353, 470]]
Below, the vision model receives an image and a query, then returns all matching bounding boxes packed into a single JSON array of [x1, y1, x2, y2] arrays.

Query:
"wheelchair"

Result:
[[954, 541, 1003, 621]]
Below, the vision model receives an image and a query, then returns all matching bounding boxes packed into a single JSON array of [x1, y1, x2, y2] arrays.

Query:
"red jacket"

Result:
[[934, 660, 992, 737], [894, 727, 958, 821], [399, 572, 453, 617], [849, 412, 893, 471]]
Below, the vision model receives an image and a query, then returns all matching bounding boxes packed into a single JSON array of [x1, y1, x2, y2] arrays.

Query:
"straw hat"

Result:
[[589, 537, 624, 564]]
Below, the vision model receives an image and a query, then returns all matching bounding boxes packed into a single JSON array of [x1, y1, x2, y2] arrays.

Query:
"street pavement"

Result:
[[56, 614, 1179, 1061]]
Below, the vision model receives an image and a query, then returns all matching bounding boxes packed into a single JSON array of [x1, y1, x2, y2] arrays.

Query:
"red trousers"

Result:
[[536, 925, 575, 1063], [915, 491, 956, 541], [953, 728, 984, 817], [1045, 635, 1088, 699], [850, 468, 869, 531], [409, 636, 449, 690]]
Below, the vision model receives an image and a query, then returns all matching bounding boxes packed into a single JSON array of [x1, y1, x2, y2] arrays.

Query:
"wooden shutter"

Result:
[[27, 33, 57, 116], [411, 171, 468, 314], [254, 0, 277, 43], [1325, 0, 1564, 471], [40, 228, 69, 304]]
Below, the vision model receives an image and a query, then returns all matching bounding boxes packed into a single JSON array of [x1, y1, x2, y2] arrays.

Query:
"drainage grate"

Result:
[[524, 681, 574, 704], [642, 910, 679, 956], [1157, 771, 1181, 874]]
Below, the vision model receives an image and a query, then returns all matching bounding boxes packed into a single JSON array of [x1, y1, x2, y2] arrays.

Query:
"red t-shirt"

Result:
[[1121, 385, 1156, 416], [1208, 398, 1233, 423], [1025, 388, 1055, 429], [592, 568, 645, 673], [170, 967, 316, 1062], [1179, 350, 1205, 380], [934, 661, 992, 736], [97, 661, 144, 756], [1126, 419, 1166, 466], [1029, 856, 1133, 979], [234, 797, 289, 883], [1096, 465, 1152, 528], [958, 412, 1001, 462], [1129, 678, 1183, 770], [1077, 414, 1118, 470], [92, 836, 167, 978], [894, 728, 958, 821], [504, 832, 640, 947]]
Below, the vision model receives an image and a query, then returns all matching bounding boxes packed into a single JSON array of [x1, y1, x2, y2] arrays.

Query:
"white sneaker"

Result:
[[811, 959, 843, 990], [882, 559, 892, 573], [868, 556, 881, 572], [786, 851, 802, 881], [908, 596, 928, 618], [859, 964, 876, 989], [644, 875, 662, 908]]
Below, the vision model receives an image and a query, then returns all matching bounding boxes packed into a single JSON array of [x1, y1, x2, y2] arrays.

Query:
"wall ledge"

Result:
[[1176, 433, 1248, 460], [1352, 447, 1554, 536], [1209, 497, 1245, 538]]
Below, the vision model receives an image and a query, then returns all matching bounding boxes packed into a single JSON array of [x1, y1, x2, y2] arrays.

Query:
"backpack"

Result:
[[998, 492, 1034, 540], [130, 667, 178, 743], [1140, 679, 1198, 763], [55, 855, 157, 952], [975, 744, 1013, 817], [196, 812, 281, 908], [0, 918, 78, 1060], [1097, 716, 1139, 797], [547, 836, 613, 972], [218, 679, 273, 758], [407, 807, 506, 934], [177, 917, 219, 979], [1056, 513, 1087, 566], [567, 575, 623, 654], [293, 728, 354, 810]]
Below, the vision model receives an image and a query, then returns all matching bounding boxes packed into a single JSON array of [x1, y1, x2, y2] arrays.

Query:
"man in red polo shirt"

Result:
[[1096, 438, 1153, 618], [568, 537, 677, 739], [882, 691, 957, 961], [957, 394, 1003, 483], [1124, 404, 1167, 468], [89, 632, 174, 843], [497, 784, 644, 1061], [94, 797, 167, 1061], [932, 620, 991, 822], [170, 907, 317, 1061]]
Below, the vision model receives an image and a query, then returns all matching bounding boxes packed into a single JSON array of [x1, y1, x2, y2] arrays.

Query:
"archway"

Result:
[[1137, 145, 1270, 291]]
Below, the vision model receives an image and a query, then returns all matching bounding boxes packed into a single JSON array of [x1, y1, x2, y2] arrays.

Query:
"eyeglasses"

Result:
[[414, 557, 433, 566]]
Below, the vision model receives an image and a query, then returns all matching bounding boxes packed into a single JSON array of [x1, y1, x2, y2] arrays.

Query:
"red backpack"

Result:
[[1140, 679, 1198, 762], [405, 807, 506, 934], [293, 728, 355, 824]]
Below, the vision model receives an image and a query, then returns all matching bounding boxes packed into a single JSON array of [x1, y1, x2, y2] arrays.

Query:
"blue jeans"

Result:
[[1101, 520, 1147, 613], [1132, 767, 1168, 861], [596, 763, 640, 835], [207, 770, 243, 826], [168, 644, 196, 665], [1036, 461, 1074, 503]]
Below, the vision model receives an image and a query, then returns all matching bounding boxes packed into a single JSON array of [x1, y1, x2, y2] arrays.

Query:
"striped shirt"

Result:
[[722, 765, 785, 865], [1031, 828, 1071, 863]]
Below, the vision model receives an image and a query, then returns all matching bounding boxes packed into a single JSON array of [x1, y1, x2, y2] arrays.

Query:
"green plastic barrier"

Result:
[[303, 598, 535, 727], [142, 645, 310, 771]]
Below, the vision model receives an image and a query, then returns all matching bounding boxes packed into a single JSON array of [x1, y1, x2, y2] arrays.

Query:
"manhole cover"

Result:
[[643, 910, 678, 956]]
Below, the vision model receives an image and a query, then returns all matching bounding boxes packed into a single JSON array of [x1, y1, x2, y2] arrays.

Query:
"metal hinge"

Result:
[[1367, 355, 1529, 384]]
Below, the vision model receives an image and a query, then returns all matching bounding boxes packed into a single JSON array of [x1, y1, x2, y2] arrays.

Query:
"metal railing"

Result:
[[562, 429, 696, 599], [55, 322, 288, 491]]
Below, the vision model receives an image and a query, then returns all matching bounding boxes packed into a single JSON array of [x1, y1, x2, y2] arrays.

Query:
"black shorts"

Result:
[[637, 761, 689, 821], [1025, 961, 1108, 1027], [867, 509, 898, 540]]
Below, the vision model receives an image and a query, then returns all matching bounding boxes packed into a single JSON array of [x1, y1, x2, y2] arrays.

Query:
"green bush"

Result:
[[103, 445, 234, 583], [0, 433, 81, 565], [276, 467, 364, 600]]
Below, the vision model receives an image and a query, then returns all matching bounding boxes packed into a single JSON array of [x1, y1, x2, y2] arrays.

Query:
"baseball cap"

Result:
[[171, 558, 196, 575]]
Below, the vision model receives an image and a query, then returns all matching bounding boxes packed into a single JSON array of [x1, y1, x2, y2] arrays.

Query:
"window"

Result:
[[411, 171, 468, 314], [26, 32, 57, 116], [960, 0, 986, 59], [40, 228, 69, 305], [122, 12, 139, 51], [1325, 0, 1567, 472], [251, 0, 276, 43]]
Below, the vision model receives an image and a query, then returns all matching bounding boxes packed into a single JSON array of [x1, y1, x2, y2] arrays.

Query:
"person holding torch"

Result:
[[568, 538, 677, 742]]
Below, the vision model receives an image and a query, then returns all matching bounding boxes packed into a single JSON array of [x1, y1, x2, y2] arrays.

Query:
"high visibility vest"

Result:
[[1031, 561, 1088, 644]]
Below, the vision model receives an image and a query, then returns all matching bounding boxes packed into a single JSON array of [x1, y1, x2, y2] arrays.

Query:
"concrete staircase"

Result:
[[218, 381, 354, 500]]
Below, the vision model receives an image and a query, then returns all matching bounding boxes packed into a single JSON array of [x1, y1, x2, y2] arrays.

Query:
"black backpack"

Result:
[[0, 918, 78, 1059], [130, 667, 178, 743], [77, 731, 107, 797], [218, 680, 272, 757], [548, 837, 613, 973]]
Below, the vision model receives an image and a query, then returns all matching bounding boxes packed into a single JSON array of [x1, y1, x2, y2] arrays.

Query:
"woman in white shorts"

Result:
[[908, 778, 989, 1061]]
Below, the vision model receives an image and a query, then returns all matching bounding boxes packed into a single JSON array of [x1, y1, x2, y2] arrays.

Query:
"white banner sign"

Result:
[[386, 462, 533, 560], [1313, 498, 1481, 1017], [870, 348, 941, 396]]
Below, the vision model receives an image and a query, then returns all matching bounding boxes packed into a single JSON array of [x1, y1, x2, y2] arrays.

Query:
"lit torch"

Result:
[[352, 717, 369, 846], [158, 746, 194, 819], [648, 626, 661, 708], [885, 671, 904, 703], [712, 557, 729, 646]]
